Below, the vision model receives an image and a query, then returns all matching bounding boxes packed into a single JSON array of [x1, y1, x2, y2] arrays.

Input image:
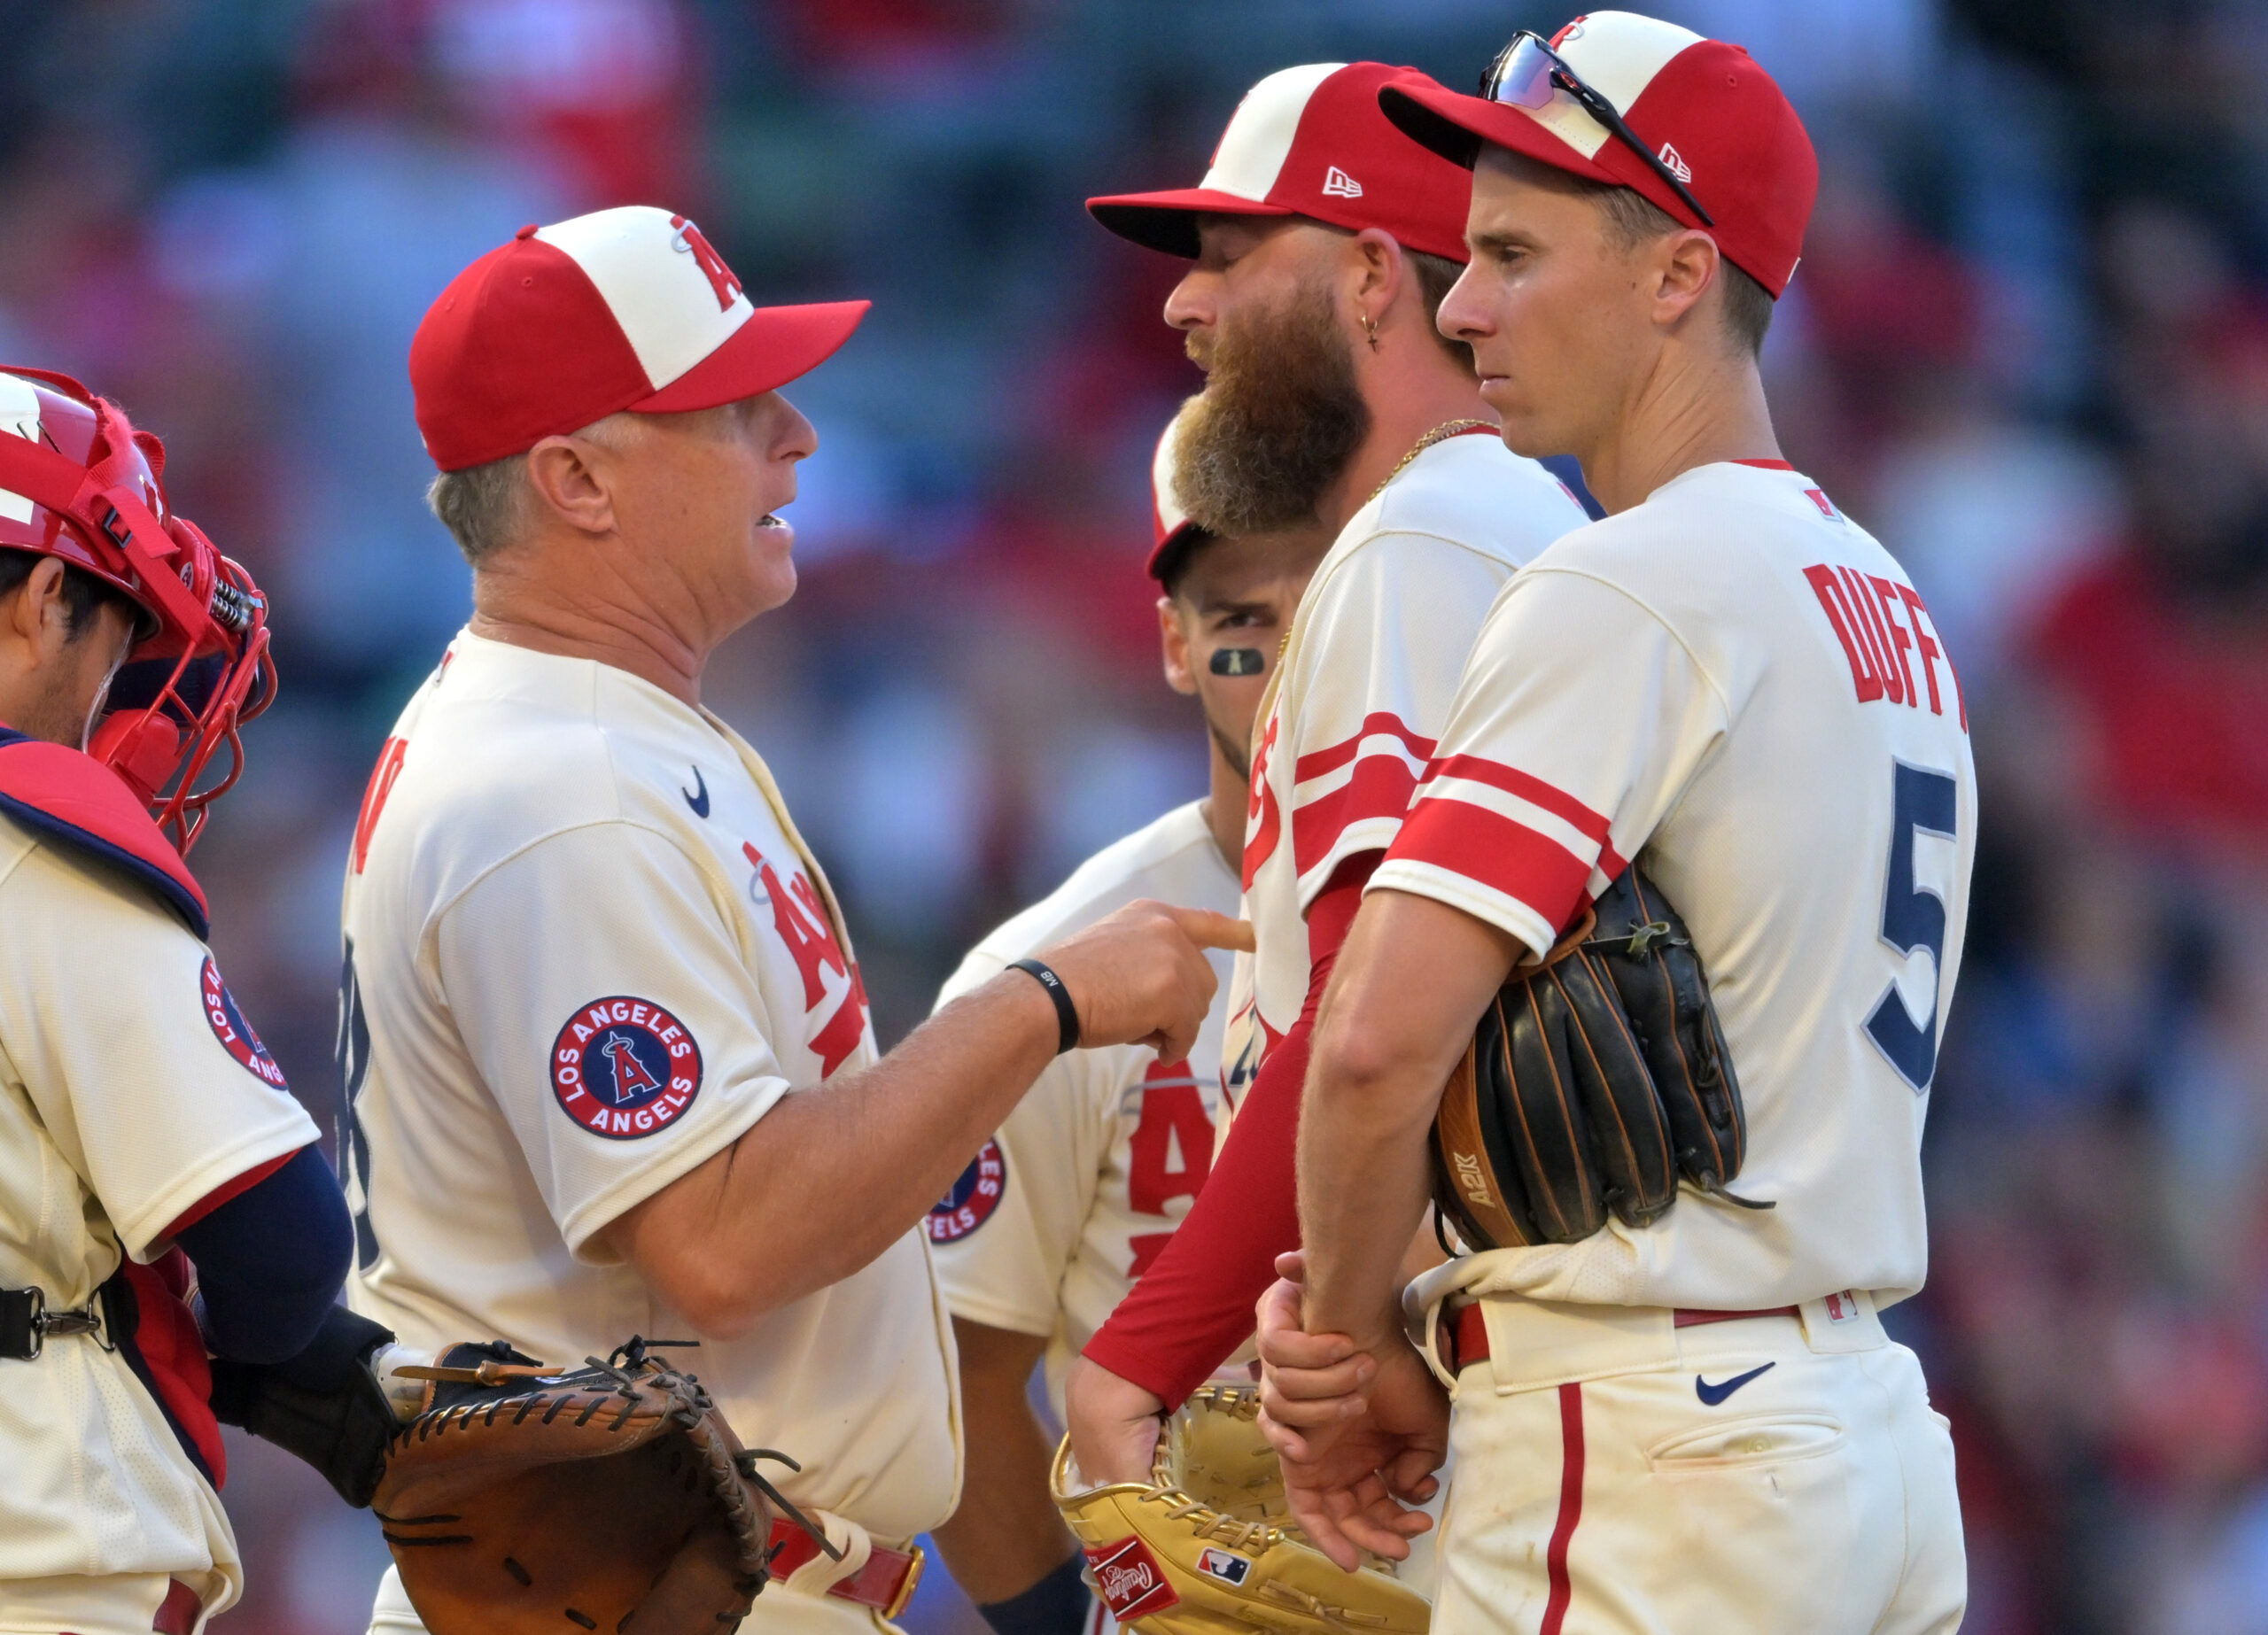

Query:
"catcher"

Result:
[[1261, 15, 1969, 1634], [0, 367, 353, 1634], [330, 205, 1242, 1635]]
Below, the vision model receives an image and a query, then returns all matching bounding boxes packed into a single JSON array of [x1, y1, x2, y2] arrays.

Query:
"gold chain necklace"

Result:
[[1363, 418, 1495, 508], [1262, 419, 1500, 682]]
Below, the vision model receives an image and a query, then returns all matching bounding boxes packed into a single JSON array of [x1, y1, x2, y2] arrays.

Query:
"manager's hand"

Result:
[[1038, 901, 1252, 1065]]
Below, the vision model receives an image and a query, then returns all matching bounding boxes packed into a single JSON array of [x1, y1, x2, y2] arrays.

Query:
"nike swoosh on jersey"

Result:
[[1695, 1361, 1775, 1406], [682, 766, 710, 819]]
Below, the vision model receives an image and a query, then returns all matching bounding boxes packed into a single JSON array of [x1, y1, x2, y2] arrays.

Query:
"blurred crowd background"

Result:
[[4, 0, 2264, 1629]]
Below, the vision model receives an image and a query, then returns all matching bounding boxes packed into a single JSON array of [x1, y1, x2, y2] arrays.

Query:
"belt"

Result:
[[60, 1577, 202, 1635], [0, 1283, 113, 1360], [1444, 1299, 1800, 1372], [156, 1578, 202, 1635], [766, 1519, 924, 1620]]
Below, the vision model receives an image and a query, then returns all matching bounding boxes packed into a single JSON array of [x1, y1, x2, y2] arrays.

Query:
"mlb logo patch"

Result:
[[550, 996, 704, 1140], [1823, 1290, 1860, 1323], [1084, 1537, 1178, 1620], [1197, 1547, 1251, 1586]]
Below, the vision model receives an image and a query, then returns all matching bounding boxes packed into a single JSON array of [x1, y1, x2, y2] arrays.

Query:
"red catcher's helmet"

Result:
[[0, 367, 276, 853]]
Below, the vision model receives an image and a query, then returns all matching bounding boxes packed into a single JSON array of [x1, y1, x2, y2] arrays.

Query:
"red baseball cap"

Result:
[[1379, 12, 1817, 297], [1089, 62, 1475, 264], [411, 205, 869, 471], [1147, 405, 1205, 581]]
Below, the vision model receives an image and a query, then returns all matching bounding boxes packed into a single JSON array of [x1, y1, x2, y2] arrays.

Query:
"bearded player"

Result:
[[1259, 16, 1968, 1633], [927, 409, 1332, 1635], [1060, 62, 1589, 1496], [0, 368, 353, 1634]]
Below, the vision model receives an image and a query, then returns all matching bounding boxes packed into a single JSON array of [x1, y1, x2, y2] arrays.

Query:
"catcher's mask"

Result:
[[0, 367, 276, 853]]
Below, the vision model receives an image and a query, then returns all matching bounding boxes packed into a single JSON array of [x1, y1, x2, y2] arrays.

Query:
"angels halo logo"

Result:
[[926, 1139, 1006, 1243], [200, 957, 288, 1089], [551, 996, 703, 1141]]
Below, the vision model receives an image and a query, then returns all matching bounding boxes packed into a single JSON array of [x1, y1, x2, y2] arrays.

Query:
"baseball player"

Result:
[[926, 410, 1334, 1635], [338, 206, 1244, 1635], [0, 368, 353, 1634], [1060, 62, 1590, 1493], [1257, 16, 1969, 1632]]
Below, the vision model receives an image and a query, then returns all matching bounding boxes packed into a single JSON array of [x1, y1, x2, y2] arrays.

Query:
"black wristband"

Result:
[[1009, 957, 1082, 1054], [975, 1551, 1091, 1635]]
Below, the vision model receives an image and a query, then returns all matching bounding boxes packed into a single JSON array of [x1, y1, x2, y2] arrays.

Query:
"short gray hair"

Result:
[[424, 414, 637, 566], [426, 454, 527, 566]]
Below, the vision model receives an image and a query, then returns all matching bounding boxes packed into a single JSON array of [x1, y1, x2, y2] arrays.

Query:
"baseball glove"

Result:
[[1052, 1384, 1429, 1635], [372, 1337, 823, 1635], [1431, 865, 1764, 1251]]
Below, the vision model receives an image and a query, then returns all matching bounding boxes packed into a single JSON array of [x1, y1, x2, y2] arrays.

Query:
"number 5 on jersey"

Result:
[[1867, 762, 1959, 1093]]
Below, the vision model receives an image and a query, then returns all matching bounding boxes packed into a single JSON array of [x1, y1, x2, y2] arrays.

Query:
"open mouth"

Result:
[[758, 512, 787, 528]]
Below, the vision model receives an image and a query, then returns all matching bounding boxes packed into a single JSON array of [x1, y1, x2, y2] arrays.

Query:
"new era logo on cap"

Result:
[[1658, 142, 1692, 183], [411, 205, 868, 472], [1088, 61, 1475, 263]]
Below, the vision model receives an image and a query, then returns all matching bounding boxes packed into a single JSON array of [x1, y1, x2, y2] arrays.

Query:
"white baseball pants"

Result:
[[367, 1563, 906, 1635], [1425, 1293, 1964, 1635]]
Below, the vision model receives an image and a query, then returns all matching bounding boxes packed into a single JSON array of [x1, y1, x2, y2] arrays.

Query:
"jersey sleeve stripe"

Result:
[[1292, 712, 1438, 784], [1384, 793, 1610, 942], [1291, 747, 1425, 878], [1422, 754, 1616, 848]]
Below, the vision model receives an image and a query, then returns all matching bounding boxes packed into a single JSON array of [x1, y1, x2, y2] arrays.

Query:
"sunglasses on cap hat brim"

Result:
[[1480, 32, 1713, 227]]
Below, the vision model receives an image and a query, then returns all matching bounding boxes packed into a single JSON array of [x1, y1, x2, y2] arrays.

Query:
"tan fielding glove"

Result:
[[1052, 1384, 1431, 1635]]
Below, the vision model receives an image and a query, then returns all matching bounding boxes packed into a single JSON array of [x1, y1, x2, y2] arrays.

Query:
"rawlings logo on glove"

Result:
[[1052, 1385, 1430, 1635]]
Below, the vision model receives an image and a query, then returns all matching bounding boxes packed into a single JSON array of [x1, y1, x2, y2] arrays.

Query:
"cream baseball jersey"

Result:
[[1381, 461, 1977, 1314], [0, 810, 316, 1615], [1220, 431, 1588, 1120], [339, 632, 959, 1542], [926, 802, 1239, 1415]]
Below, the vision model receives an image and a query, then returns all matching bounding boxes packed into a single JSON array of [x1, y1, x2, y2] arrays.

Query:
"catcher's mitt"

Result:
[[373, 1337, 820, 1635], [1432, 866, 1764, 1251], [1052, 1385, 1429, 1635]]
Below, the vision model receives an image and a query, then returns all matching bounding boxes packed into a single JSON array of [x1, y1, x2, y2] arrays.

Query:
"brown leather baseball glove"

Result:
[[372, 1337, 825, 1635], [1432, 865, 1765, 1250]]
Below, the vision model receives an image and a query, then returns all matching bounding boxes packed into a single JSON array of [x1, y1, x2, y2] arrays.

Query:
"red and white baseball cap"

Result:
[[411, 205, 869, 471], [1147, 406, 1205, 581], [1379, 12, 1816, 297], [1089, 62, 1474, 264]]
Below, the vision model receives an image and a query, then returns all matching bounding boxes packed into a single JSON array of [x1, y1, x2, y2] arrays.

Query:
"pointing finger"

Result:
[[1169, 906, 1255, 953]]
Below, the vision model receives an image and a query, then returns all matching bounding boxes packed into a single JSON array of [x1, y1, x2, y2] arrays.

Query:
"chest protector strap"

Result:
[[0, 726, 208, 937]]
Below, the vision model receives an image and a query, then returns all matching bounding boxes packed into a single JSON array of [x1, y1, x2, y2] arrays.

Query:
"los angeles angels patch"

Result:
[[551, 996, 703, 1140], [201, 957, 288, 1089], [927, 1139, 1006, 1244]]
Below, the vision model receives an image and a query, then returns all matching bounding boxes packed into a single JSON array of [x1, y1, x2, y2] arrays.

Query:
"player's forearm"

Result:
[[934, 1323, 1078, 1602], [610, 975, 1061, 1334], [1082, 1021, 1305, 1404], [1299, 893, 1516, 1343]]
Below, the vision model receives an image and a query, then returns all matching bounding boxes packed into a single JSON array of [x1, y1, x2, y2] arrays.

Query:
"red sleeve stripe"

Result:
[[1291, 750, 1424, 877], [1421, 754, 1615, 848], [159, 1145, 306, 1242], [1386, 796, 1602, 939], [1292, 712, 1438, 785], [1414, 768, 1627, 879]]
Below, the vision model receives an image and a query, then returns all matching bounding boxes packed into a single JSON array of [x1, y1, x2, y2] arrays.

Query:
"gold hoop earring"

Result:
[[1362, 312, 1380, 352]]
